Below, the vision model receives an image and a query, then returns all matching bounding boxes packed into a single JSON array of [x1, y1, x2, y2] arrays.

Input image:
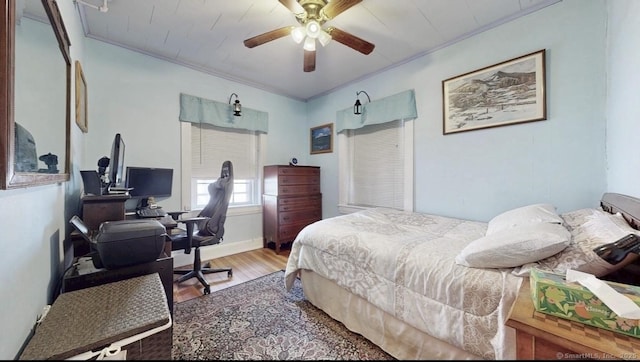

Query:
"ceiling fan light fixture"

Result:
[[243, 0, 373, 73], [318, 29, 332, 46], [306, 20, 321, 38], [303, 37, 316, 51], [291, 26, 306, 44]]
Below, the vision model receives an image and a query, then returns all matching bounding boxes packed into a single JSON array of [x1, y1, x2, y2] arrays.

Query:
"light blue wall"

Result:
[[81, 40, 308, 187], [308, 0, 608, 221], [2, 0, 638, 359], [605, 0, 640, 194], [1, 0, 85, 358], [80, 37, 307, 248]]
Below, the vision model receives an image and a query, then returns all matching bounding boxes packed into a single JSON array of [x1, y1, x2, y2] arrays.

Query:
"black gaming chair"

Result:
[[169, 160, 234, 295]]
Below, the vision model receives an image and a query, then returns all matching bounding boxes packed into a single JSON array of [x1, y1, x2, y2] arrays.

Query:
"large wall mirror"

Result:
[[1, 0, 71, 189]]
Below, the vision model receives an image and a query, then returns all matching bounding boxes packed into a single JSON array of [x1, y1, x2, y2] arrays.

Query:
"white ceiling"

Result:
[[73, 0, 561, 101]]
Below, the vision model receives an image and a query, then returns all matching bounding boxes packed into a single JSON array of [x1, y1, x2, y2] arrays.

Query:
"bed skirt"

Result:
[[299, 269, 516, 360]]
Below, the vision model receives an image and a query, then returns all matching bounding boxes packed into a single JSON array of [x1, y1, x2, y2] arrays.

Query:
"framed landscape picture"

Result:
[[442, 49, 546, 135], [310, 123, 333, 154]]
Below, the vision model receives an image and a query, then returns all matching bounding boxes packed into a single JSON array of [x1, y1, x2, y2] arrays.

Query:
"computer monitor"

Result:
[[108, 133, 125, 187], [125, 167, 173, 208]]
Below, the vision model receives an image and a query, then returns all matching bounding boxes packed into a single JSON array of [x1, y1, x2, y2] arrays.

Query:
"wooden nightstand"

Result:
[[506, 278, 640, 360]]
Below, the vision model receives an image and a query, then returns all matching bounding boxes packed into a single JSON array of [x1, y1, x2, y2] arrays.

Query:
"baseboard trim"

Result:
[[171, 238, 264, 267]]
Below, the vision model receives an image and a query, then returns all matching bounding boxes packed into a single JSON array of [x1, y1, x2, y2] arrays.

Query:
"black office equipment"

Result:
[[14, 122, 38, 172], [108, 133, 126, 189], [125, 166, 173, 208], [594, 234, 640, 265], [137, 207, 168, 218], [38, 152, 58, 173], [169, 160, 234, 294], [70, 215, 167, 270], [80, 170, 103, 195], [97, 156, 110, 180]]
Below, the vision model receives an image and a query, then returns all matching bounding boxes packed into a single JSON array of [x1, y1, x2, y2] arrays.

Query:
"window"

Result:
[[338, 119, 414, 213], [181, 122, 264, 213], [193, 178, 255, 208]]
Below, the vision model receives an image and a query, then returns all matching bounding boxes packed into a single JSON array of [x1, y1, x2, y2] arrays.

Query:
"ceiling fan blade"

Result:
[[279, 0, 305, 15], [304, 50, 316, 72], [244, 26, 294, 48], [326, 27, 375, 55], [322, 0, 362, 19]]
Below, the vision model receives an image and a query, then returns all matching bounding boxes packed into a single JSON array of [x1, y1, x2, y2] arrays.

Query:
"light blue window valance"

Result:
[[336, 89, 417, 133], [179, 93, 269, 133]]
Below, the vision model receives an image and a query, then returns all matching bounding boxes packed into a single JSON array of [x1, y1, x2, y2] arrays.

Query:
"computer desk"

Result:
[[80, 193, 130, 230], [73, 196, 178, 259], [72, 193, 130, 257], [66, 199, 179, 317]]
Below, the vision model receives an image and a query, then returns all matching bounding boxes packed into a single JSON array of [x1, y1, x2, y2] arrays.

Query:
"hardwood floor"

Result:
[[172, 248, 290, 303]]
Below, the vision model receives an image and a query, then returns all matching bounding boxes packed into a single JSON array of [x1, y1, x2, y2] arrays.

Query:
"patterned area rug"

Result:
[[172, 270, 394, 360]]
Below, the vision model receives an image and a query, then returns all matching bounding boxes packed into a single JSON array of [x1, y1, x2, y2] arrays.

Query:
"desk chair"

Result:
[[169, 160, 233, 295]]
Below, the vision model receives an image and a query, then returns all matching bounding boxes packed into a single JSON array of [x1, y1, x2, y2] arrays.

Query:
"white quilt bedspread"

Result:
[[284, 208, 523, 359]]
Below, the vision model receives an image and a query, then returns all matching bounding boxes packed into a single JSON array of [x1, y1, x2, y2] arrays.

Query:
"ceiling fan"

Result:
[[243, 0, 375, 72]]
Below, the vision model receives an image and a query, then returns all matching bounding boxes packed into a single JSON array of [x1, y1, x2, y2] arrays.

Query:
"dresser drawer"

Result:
[[279, 209, 322, 225], [278, 167, 320, 176], [278, 174, 320, 186], [278, 184, 320, 195], [279, 222, 318, 241], [279, 195, 321, 212]]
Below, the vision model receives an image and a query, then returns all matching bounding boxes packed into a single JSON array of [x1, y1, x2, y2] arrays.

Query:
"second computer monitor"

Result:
[[125, 167, 173, 207]]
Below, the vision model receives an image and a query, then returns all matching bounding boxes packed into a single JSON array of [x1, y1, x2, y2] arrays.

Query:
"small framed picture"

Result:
[[310, 123, 333, 154], [442, 49, 546, 134]]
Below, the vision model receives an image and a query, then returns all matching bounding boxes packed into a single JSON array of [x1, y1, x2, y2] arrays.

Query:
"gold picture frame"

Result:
[[310, 123, 333, 154], [75, 60, 88, 133], [442, 49, 546, 134]]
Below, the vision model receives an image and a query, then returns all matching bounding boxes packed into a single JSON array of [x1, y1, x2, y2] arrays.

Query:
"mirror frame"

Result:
[[0, 0, 71, 189]]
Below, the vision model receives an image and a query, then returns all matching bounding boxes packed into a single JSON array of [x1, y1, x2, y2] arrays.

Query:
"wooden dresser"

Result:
[[262, 165, 322, 254]]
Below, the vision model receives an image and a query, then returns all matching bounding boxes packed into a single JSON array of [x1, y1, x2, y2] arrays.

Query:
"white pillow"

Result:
[[513, 208, 640, 277], [486, 203, 563, 235], [456, 223, 571, 268]]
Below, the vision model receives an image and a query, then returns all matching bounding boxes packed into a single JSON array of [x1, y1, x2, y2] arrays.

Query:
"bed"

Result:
[[284, 193, 640, 360]]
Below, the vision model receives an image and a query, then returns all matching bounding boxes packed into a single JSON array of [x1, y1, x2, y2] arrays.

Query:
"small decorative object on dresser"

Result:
[[262, 165, 321, 254]]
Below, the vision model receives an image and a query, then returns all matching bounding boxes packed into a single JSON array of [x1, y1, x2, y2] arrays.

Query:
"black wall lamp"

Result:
[[228, 93, 242, 116], [354, 90, 371, 115]]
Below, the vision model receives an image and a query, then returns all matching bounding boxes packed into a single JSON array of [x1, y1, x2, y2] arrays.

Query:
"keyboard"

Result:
[[137, 207, 167, 218]]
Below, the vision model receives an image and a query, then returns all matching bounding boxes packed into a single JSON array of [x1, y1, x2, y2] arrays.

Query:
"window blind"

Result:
[[190, 123, 258, 182], [348, 120, 404, 209]]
